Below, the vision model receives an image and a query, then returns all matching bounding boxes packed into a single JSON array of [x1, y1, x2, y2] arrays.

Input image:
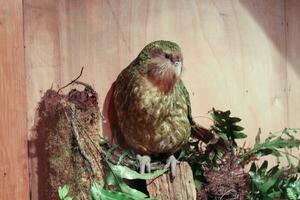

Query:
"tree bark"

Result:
[[147, 162, 196, 200]]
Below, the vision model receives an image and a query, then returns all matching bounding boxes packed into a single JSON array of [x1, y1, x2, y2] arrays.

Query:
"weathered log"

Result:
[[147, 162, 196, 200]]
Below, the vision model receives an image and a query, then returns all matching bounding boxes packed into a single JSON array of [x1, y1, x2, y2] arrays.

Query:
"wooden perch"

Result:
[[147, 162, 196, 200]]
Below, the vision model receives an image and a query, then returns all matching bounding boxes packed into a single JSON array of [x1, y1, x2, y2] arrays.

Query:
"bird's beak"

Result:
[[174, 61, 182, 76]]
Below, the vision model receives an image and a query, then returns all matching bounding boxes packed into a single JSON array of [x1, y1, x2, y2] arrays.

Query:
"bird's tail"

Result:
[[190, 121, 214, 143]]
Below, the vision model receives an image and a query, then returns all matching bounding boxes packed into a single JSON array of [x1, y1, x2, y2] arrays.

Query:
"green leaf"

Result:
[[58, 185, 69, 199], [284, 147, 292, 165], [105, 145, 119, 161], [267, 165, 280, 177], [265, 132, 277, 143], [258, 161, 268, 176], [260, 167, 282, 193], [118, 180, 148, 199], [217, 151, 223, 159], [233, 132, 247, 139], [292, 181, 300, 193], [254, 148, 276, 157], [266, 139, 300, 149], [249, 171, 264, 187], [267, 191, 281, 198], [223, 110, 231, 117], [232, 125, 244, 131], [240, 134, 300, 163], [287, 188, 297, 200], [64, 197, 73, 200], [108, 162, 166, 180], [90, 183, 136, 200], [194, 179, 202, 191], [249, 162, 257, 172], [106, 162, 156, 199], [255, 128, 261, 145], [117, 151, 129, 165], [228, 117, 241, 123], [218, 133, 228, 141], [105, 171, 118, 189], [106, 170, 149, 199]]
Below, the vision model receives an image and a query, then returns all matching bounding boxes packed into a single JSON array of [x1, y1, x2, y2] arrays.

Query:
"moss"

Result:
[[35, 88, 103, 199]]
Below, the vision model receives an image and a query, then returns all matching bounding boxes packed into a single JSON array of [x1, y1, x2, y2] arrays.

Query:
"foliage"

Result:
[[210, 108, 247, 146], [97, 138, 167, 199], [180, 108, 300, 199], [97, 132, 166, 199], [58, 185, 73, 200], [87, 137, 166, 200], [240, 128, 300, 165], [243, 128, 300, 199], [92, 158, 165, 200], [102, 160, 165, 200], [179, 108, 249, 189], [248, 161, 300, 200], [90, 182, 138, 200]]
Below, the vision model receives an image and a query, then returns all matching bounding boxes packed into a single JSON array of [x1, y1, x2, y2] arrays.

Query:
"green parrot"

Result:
[[113, 40, 198, 178]]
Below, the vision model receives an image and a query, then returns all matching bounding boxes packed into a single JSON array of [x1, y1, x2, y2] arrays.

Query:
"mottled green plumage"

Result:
[[113, 40, 192, 156]]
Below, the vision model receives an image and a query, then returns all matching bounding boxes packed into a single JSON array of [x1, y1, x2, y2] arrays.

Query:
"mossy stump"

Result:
[[35, 86, 103, 200]]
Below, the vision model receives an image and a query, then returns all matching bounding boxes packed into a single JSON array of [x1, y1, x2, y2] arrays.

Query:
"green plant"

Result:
[[100, 160, 165, 200], [88, 159, 165, 200], [179, 109, 249, 190], [210, 108, 247, 146], [240, 128, 300, 165], [248, 161, 300, 200], [58, 185, 73, 200], [241, 128, 300, 199], [180, 108, 300, 199]]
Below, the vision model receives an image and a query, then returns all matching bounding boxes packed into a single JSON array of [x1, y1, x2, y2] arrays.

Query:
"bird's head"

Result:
[[137, 40, 183, 93]]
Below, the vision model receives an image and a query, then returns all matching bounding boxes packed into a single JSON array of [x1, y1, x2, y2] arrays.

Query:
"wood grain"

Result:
[[22, 0, 300, 198], [147, 162, 196, 200], [0, 0, 29, 199], [286, 0, 300, 128], [285, 0, 300, 160]]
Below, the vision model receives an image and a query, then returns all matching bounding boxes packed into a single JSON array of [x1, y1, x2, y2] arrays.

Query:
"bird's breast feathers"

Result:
[[114, 73, 191, 155]]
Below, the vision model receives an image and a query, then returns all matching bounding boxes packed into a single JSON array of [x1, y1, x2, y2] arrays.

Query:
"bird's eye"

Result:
[[165, 53, 170, 59]]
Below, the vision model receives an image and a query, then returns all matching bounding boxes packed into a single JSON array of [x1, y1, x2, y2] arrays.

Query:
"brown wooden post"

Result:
[[147, 162, 197, 200], [0, 0, 29, 199]]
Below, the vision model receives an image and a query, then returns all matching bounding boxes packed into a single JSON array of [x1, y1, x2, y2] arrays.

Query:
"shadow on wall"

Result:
[[240, 0, 300, 77], [28, 95, 57, 200]]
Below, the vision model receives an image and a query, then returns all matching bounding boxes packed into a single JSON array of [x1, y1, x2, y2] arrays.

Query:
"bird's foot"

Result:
[[164, 155, 179, 180], [136, 154, 151, 174]]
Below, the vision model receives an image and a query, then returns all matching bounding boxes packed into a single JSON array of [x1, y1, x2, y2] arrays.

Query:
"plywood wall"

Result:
[[23, 1, 300, 197], [0, 0, 29, 199], [1, 0, 300, 199], [24, 0, 300, 144]]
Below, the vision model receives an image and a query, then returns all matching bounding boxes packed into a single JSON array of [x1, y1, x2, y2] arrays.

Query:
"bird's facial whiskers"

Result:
[[157, 62, 170, 75], [147, 61, 178, 93]]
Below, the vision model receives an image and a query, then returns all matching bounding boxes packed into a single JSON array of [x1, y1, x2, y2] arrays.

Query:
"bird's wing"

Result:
[[178, 80, 194, 125], [178, 80, 213, 143]]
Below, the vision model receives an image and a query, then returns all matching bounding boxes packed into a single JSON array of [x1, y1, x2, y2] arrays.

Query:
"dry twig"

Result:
[[57, 67, 84, 94]]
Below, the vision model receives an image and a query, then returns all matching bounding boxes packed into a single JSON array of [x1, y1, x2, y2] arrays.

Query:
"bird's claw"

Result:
[[164, 155, 179, 180], [137, 154, 151, 174]]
